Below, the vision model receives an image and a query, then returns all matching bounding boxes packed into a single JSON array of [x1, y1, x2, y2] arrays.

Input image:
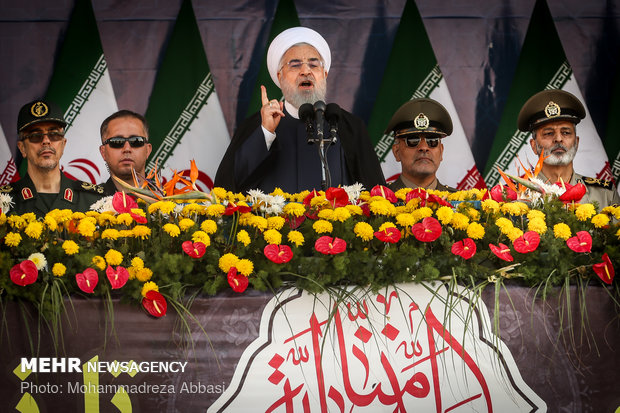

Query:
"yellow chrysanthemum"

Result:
[[62, 240, 80, 255], [105, 249, 123, 266], [369, 199, 395, 216], [396, 213, 415, 228], [574, 204, 596, 221], [616, 228, 620, 240], [219, 253, 239, 273], [466, 208, 480, 221], [435, 207, 454, 225], [495, 217, 513, 233], [310, 196, 329, 208], [7, 215, 26, 229], [236, 259, 254, 276], [24, 221, 44, 239], [282, 202, 306, 217], [354, 222, 374, 241], [163, 223, 181, 237], [317, 209, 335, 220], [77, 219, 96, 237], [44, 215, 58, 231], [134, 267, 153, 282], [332, 207, 351, 222], [200, 219, 218, 234], [404, 198, 421, 211], [97, 212, 117, 226], [92, 255, 106, 271], [267, 216, 286, 230], [411, 207, 433, 222], [591, 213, 610, 228], [206, 204, 226, 217], [450, 212, 470, 231], [287, 230, 305, 247], [237, 230, 251, 246], [313, 220, 333, 234], [116, 213, 134, 226], [71, 212, 86, 221], [238, 212, 253, 226], [527, 209, 546, 221], [119, 230, 134, 238], [141, 281, 159, 297], [132, 225, 151, 239], [527, 217, 547, 235], [211, 187, 228, 201], [131, 257, 144, 269], [0, 213, 6, 225], [378, 222, 396, 231], [52, 263, 66, 277], [466, 222, 485, 240], [394, 188, 411, 201], [294, 191, 310, 202], [178, 218, 195, 231], [345, 204, 363, 215], [263, 229, 282, 245], [101, 228, 121, 240], [249, 216, 268, 231], [148, 201, 176, 215], [481, 199, 500, 214], [181, 203, 205, 216], [506, 227, 524, 242], [4, 232, 22, 247], [191, 231, 211, 246], [501, 202, 528, 216]]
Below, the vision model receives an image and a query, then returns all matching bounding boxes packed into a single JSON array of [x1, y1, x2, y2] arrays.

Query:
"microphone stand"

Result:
[[313, 101, 331, 190]]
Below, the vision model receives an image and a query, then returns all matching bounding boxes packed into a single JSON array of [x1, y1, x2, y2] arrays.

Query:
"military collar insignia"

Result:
[[63, 188, 74, 202], [21, 187, 33, 200], [0, 184, 12, 193], [544, 101, 560, 119], [81, 182, 105, 194], [31, 101, 49, 118], [583, 176, 612, 189], [414, 113, 430, 130]]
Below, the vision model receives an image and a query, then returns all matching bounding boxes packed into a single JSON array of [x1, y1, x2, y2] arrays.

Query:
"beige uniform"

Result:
[[537, 171, 620, 210]]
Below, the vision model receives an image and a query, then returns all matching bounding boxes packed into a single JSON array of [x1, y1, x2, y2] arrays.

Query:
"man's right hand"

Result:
[[260, 85, 285, 133]]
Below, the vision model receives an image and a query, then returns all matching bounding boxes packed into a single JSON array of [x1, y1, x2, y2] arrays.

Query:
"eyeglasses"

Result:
[[21, 130, 65, 143], [282, 58, 324, 71], [400, 136, 441, 148], [103, 136, 147, 149]]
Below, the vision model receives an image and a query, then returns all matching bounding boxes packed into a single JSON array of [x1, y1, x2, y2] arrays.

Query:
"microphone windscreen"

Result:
[[325, 103, 340, 123], [299, 103, 314, 122], [313, 100, 326, 113]]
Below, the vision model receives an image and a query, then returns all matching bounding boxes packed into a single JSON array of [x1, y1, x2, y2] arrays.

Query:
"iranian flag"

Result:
[[245, 0, 300, 118], [0, 123, 19, 185], [44, 0, 118, 184], [484, 0, 612, 187], [145, 0, 229, 191], [605, 62, 620, 189], [367, 0, 485, 190]]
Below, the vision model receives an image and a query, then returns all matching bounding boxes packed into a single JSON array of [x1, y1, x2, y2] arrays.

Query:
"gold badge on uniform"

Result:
[[21, 188, 33, 200], [30, 101, 49, 118], [414, 113, 430, 130], [64, 188, 74, 202], [544, 101, 560, 119]]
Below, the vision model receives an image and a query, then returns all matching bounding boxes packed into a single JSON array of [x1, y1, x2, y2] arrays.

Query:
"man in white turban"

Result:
[[215, 27, 384, 193]]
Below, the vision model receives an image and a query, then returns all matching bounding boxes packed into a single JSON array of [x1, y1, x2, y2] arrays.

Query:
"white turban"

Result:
[[267, 27, 331, 88]]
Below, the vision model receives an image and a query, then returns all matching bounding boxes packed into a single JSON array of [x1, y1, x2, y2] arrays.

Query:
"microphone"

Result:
[[313, 100, 326, 143], [299, 103, 315, 144], [325, 103, 340, 143]]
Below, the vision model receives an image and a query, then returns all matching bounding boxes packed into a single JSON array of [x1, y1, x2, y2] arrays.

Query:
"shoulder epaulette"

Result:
[[582, 176, 613, 189], [0, 184, 13, 193], [79, 181, 105, 195]]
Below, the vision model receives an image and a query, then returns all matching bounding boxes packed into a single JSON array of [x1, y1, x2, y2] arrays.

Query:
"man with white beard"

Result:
[[518, 89, 619, 208], [215, 27, 384, 193]]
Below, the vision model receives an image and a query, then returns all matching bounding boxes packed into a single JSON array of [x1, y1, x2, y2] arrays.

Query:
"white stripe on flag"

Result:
[[0, 123, 18, 185]]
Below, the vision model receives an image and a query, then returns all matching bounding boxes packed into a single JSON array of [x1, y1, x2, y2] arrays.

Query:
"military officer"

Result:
[[0, 99, 104, 216], [518, 89, 620, 209], [386, 98, 456, 192]]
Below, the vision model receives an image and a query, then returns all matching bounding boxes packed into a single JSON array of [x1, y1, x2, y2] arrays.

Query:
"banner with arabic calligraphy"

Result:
[[1, 284, 618, 411]]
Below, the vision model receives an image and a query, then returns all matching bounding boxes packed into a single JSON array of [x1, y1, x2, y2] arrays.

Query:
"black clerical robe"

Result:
[[215, 106, 385, 193]]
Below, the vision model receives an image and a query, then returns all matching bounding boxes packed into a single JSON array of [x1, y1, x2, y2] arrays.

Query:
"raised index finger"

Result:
[[260, 85, 269, 106]]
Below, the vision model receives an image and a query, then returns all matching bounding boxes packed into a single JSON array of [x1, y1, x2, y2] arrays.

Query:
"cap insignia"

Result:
[[414, 113, 429, 130], [30, 101, 49, 118], [544, 101, 561, 119]]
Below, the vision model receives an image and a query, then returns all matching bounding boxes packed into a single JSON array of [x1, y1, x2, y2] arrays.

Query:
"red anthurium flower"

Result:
[[558, 182, 586, 203], [105, 265, 129, 289], [326, 187, 349, 208], [287, 214, 306, 229], [411, 217, 442, 242], [566, 231, 592, 253], [302, 189, 321, 206], [182, 240, 206, 258], [112, 191, 138, 213], [374, 227, 402, 243], [593, 253, 615, 285], [359, 202, 371, 217], [264, 245, 294, 264], [406, 188, 428, 206], [370, 185, 398, 203], [315, 236, 347, 255], [427, 194, 452, 207], [76, 268, 99, 293], [513, 231, 540, 254], [142, 290, 167, 317], [451, 238, 476, 260], [224, 201, 252, 215], [10, 260, 38, 286], [489, 243, 514, 262], [489, 184, 517, 202], [227, 267, 249, 293]]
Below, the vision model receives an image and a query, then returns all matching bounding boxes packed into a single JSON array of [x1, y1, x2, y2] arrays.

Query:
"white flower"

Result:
[[0, 193, 14, 214], [264, 195, 286, 215], [90, 196, 114, 213], [247, 190, 285, 215], [27, 252, 47, 270], [342, 183, 365, 204]]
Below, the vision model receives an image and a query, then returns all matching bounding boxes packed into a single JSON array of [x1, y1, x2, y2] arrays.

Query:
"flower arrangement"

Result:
[[1, 168, 618, 322]]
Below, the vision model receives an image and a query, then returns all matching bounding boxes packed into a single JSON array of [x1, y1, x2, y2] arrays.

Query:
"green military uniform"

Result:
[[0, 173, 105, 217], [536, 171, 619, 209], [388, 176, 456, 193]]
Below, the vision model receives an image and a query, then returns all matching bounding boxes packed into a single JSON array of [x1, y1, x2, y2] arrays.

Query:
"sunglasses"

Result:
[[21, 130, 65, 143], [400, 136, 440, 148], [103, 136, 147, 149]]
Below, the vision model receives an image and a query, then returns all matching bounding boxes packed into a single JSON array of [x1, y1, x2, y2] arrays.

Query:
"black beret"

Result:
[[517, 89, 585, 132], [385, 98, 453, 138], [17, 100, 67, 133]]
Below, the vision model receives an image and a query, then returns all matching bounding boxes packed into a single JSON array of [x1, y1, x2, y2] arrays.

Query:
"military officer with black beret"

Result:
[[386, 98, 456, 192], [518, 89, 619, 209], [0, 99, 104, 216]]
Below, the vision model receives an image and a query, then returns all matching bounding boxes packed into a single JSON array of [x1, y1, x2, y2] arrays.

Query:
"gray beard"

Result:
[[535, 142, 578, 166], [281, 81, 327, 109]]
